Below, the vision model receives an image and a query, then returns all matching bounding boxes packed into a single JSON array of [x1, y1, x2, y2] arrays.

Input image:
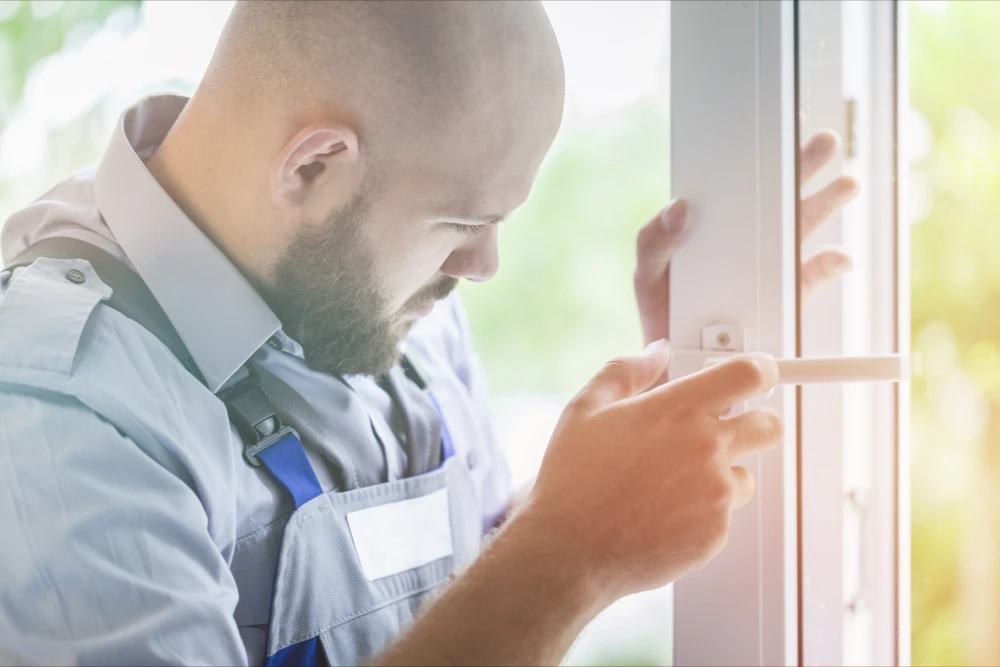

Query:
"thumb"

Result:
[[577, 339, 672, 413]]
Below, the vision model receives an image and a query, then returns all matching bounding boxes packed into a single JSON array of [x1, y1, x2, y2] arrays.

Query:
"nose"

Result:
[[439, 228, 499, 283]]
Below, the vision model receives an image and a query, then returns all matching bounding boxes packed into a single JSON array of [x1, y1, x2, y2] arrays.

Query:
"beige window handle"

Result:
[[774, 355, 902, 385], [675, 325, 905, 388], [702, 354, 904, 385]]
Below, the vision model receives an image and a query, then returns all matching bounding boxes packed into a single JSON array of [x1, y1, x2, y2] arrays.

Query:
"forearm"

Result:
[[499, 476, 535, 527], [374, 508, 607, 666]]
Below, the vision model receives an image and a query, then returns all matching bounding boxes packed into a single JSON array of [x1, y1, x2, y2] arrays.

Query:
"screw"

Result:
[[716, 332, 731, 348], [65, 269, 86, 285]]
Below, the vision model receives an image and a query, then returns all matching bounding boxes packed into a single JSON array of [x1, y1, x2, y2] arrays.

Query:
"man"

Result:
[[0, 2, 857, 665]]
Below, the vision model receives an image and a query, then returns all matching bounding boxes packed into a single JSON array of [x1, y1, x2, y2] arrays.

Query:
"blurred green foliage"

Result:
[[459, 101, 671, 667], [910, 2, 1000, 664], [0, 0, 139, 118], [459, 103, 669, 396]]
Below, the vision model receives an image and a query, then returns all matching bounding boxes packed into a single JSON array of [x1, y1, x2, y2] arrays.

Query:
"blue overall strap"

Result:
[[428, 393, 456, 461], [259, 432, 328, 667], [217, 366, 323, 510], [267, 637, 325, 667], [256, 432, 324, 510]]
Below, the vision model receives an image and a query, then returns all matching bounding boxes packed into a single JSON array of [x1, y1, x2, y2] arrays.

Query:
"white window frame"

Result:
[[669, 2, 798, 664], [668, 1, 908, 665]]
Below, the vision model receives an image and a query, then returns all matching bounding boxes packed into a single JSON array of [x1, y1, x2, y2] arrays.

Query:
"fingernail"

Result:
[[662, 200, 689, 233], [643, 338, 668, 356], [830, 252, 854, 271]]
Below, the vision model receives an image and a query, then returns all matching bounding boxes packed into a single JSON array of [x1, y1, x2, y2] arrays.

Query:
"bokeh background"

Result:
[[0, 0, 989, 664]]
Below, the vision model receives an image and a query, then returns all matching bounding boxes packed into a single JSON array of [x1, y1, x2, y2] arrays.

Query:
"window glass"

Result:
[[459, 2, 672, 664]]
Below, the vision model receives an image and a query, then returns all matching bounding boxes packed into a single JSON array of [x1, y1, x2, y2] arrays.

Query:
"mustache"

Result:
[[405, 276, 459, 309]]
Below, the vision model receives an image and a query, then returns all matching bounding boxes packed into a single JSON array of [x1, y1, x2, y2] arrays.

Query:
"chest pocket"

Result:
[[264, 455, 481, 666]]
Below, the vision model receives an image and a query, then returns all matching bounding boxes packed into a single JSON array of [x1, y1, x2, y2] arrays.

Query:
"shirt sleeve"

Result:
[[0, 388, 247, 666], [444, 294, 513, 529]]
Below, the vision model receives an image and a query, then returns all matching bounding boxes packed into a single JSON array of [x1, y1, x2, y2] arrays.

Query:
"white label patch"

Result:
[[347, 488, 453, 581]]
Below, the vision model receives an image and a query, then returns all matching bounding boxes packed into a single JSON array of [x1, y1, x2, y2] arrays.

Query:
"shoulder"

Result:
[[0, 254, 228, 436], [0, 255, 208, 390], [0, 256, 241, 547], [0, 257, 113, 378]]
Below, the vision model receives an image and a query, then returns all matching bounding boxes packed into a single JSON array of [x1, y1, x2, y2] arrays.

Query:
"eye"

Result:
[[442, 222, 488, 236]]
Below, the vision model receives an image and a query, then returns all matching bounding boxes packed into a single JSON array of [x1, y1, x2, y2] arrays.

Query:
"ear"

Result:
[[269, 124, 362, 211]]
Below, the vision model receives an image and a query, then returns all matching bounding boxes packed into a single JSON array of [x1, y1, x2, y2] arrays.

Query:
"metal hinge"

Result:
[[845, 487, 870, 614]]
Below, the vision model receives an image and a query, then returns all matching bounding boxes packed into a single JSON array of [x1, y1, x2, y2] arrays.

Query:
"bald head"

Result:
[[203, 0, 565, 167]]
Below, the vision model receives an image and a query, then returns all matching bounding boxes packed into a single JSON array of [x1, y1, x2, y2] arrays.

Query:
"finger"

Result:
[[722, 407, 784, 460], [575, 340, 672, 413], [662, 353, 779, 415], [730, 466, 756, 509], [801, 247, 853, 302], [800, 130, 841, 183], [635, 199, 691, 285], [801, 174, 859, 241], [636, 269, 672, 349]]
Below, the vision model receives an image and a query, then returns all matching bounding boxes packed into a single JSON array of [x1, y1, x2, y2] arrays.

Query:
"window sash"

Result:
[[668, 1, 907, 664]]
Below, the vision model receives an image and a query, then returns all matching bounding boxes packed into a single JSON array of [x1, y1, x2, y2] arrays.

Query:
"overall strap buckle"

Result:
[[219, 367, 297, 467]]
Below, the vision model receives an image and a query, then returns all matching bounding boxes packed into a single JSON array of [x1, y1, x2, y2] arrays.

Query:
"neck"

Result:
[[145, 96, 275, 281]]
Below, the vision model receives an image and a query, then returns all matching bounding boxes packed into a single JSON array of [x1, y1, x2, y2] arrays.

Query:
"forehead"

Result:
[[417, 160, 538, 221], [389, 102, 562, 220]]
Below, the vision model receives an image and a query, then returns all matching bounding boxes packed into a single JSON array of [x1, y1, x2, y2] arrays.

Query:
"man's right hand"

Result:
[[523, 339, 783, 603], [377, 341, 782, 667]]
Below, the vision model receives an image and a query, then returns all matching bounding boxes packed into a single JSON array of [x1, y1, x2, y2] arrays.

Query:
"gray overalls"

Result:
[[246, 368, 482, 665]]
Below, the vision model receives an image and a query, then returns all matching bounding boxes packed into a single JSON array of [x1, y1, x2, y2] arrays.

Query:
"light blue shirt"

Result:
[[0, 95, 512, 666]]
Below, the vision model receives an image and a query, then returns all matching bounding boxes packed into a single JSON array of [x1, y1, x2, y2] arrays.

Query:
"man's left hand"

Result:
[[634, 130, 860, 346]]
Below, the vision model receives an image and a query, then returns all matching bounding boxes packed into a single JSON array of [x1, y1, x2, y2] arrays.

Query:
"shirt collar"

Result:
[[93, 94, 281, 393]]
